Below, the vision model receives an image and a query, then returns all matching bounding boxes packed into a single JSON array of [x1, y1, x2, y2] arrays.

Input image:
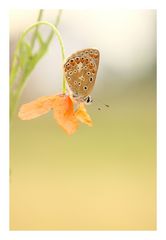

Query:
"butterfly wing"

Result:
[[64, 49, 100, 99]]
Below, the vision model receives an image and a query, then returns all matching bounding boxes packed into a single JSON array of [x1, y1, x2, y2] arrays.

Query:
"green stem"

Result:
[[30, 9, 44, 49], [10, 21, 65, 87], [10, 21, 66, 121], [46, 10, 63, 46]]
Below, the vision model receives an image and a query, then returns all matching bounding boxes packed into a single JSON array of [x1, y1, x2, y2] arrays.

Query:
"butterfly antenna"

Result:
[[93, 98, 110, 111], [104, 104, 110, 108], [92, 99, 101, 110]]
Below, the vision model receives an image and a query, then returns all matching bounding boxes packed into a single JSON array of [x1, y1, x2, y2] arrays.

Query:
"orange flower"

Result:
[[18, 94, 92, 135]]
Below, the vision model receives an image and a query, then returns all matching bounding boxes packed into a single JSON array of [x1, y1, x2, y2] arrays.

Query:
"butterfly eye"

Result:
[[73, 69, 77, 73], [89, 77, 93, 82], [69, 71, 73, 75], [70, 59, 74, 62], [84, 86, 88, 91], [74, 81, 77, 85], [67, 77, 71, 81], [90, 50, 93, 54], [86, 97, 90, 103], [85, 51, 88, 54], [87, 72, 91, 75], [85, 96, 93, 105], [78, 82, 81, 86], [84, 66, 88, 70]]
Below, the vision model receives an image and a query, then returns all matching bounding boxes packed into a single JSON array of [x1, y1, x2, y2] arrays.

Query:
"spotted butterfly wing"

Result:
[[64, 48, 100, 102]]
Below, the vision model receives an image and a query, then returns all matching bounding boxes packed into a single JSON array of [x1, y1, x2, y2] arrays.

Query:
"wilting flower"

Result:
[[18, 94, 92, 135]]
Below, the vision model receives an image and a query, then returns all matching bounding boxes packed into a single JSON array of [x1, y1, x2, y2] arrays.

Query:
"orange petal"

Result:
[[53, 95, 79, 135], [18, 96, 56, 120], [75, 103, 93, 126]]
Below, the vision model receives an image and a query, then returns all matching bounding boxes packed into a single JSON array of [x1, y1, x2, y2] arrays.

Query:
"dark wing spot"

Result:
[[84, 86, 88, 91], [75, 57, 80, 64], [81, 57, 85, 63]]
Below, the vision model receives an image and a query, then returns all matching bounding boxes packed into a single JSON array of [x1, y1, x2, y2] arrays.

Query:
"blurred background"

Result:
[[10, 9, 156, 230]]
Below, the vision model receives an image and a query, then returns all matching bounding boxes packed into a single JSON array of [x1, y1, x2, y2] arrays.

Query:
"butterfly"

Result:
[[64, 48, 100, 105]]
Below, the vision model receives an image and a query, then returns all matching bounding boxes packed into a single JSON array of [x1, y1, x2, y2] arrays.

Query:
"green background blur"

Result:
[[10, 10, 156, 230]]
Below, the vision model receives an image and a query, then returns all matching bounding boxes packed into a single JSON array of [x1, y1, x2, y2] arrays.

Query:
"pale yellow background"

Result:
[[10, 10, 156, 230]]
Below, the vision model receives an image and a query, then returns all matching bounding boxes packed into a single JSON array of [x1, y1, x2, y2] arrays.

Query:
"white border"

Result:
[[0, 2, 9, 236], [8, 0, 158, 9], [1, 0, 165, 240]]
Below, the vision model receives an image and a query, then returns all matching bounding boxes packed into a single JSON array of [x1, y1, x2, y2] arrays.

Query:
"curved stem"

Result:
[[31, 9, 44, 49], [10, 20, 66, 93]]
